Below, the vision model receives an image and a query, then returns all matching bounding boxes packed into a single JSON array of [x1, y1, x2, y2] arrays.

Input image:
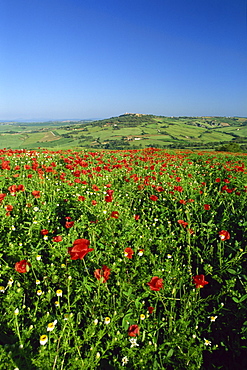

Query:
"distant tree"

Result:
[[215, 142, 242, 152]]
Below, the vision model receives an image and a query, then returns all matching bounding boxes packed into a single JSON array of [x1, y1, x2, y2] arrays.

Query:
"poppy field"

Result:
[[0, 147, 247, 369]]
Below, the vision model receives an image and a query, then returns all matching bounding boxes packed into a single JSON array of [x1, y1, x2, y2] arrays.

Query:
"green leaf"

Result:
[[239, 294, 247, 303], [121, 310, 134, 330], [123, 287, 133, 297], [232, 297, 240, 303], [134, 298, 142, 309], [52, 275, 59, 283], [227, 268, 237, 275], [122, 316, 135, 330], [142, 330, 146, 342], [167, 348, 174, 358], [153, 358, 159, 370]]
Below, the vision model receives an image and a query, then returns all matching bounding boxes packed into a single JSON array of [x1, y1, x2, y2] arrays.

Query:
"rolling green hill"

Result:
[[1, 114, 247, 151]]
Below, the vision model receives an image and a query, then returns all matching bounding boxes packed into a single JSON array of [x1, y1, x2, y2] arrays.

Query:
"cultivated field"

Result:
[[1, 115, 246, 150]]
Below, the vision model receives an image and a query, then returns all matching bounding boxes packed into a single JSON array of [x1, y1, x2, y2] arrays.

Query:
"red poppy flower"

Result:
[[106, 189, 114, 196], [128, 325, 140, 337], [174, 186, 183, 192], [68, 238, 94, 260], [73, 170, 81, 177], [65, 221, 74, 228], [148, 306, 154, 314], [110, 211, 119, 219], [15, 260, 31, 273], [219, 230, 230, 240], [134, 214, 140, 220], [204, 204, 210, 210], [147, 276, 164, 291], [92, 184, 100, 191], [2, 160, 10, 170], [40, 229, 49, 235], [78, 196, 86, 201], [156, 186, 164, 192], [94, 265, 111, 283], [5, 205, 13, 212], [177, 219, 188, 228], [192, 274, 208, 288], [53, 235, 62, 242], [124, 247, 134, 259], [150, 195, 158, 201], [92, 200, 97, 205], [32, 190, 40, 198], [0, 193, 6, 203], [105, 195, 113, 202], [8, 185, 17, 194], [17, 184, 25, 191]]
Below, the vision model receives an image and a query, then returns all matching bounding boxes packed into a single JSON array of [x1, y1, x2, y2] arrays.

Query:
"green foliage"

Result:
[[216, 142, 242, 152]]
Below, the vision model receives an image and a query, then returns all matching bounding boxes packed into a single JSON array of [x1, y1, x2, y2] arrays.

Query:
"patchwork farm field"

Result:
[[1, 114, 247, 151], [0, 148, 247, 369]]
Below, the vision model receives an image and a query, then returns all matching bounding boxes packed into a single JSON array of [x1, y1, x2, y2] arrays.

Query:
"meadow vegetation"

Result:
[[0, 147, 247, 369]]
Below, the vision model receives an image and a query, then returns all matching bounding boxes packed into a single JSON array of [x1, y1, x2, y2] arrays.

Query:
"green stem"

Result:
[[67, 279, 71, 312], [52, 323, 68, 370], [0, 257, 8, 265], [82, 258, 89, 275], [33, 299, 39, 317], [15, 315, 22, 347], [218, 240, 224, 269], [31, 264, 38, 281]]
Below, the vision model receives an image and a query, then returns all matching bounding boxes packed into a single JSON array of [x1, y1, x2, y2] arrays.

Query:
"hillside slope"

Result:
[[0, 114, 247, 150]]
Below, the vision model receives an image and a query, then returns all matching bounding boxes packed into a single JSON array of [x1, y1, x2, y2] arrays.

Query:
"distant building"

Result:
[[120, 113, 145, 117]]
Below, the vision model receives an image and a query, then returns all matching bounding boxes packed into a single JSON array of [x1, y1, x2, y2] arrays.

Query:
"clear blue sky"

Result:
[[0, 0, 246, 120]]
